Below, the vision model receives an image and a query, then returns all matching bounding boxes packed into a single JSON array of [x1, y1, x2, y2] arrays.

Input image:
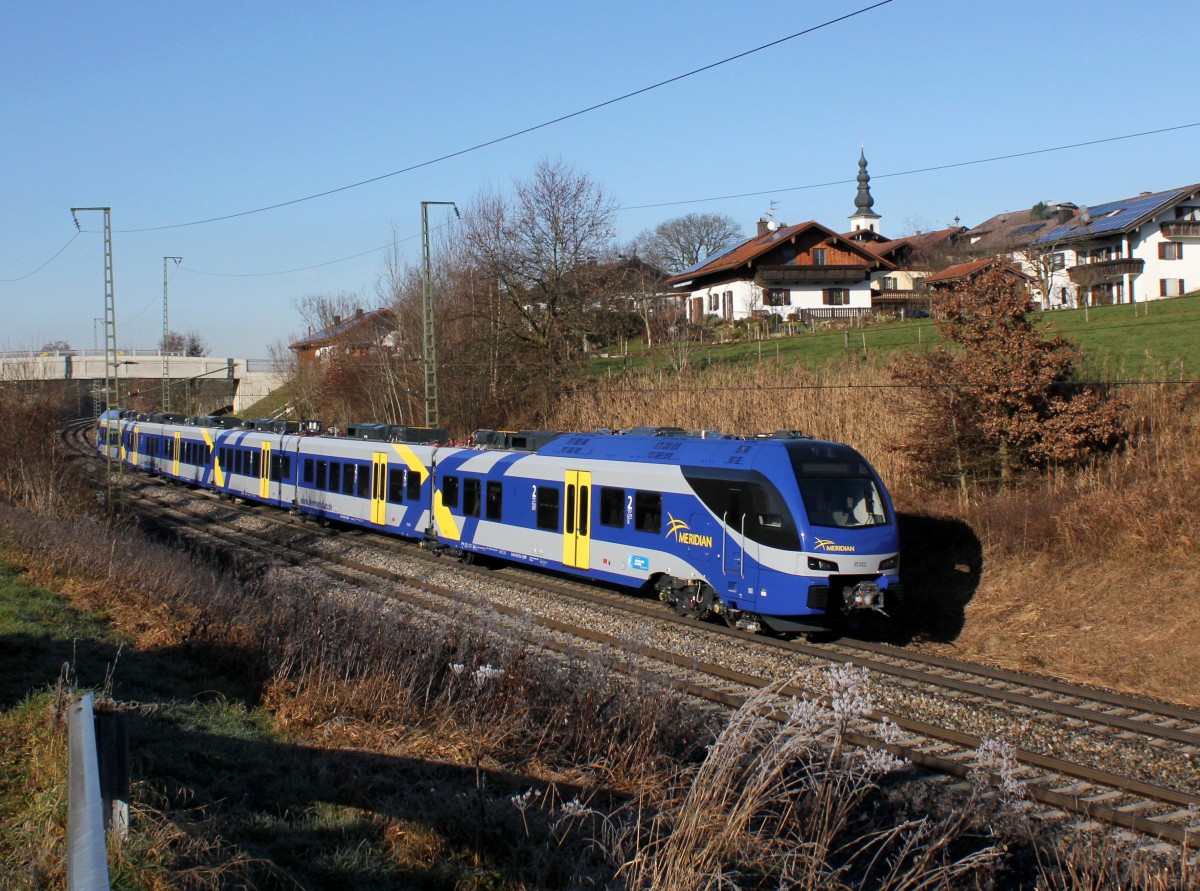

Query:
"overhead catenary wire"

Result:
[[619, 121, 1200, 211], [112, 1, 897, 234], [0, 232, 80, 282], [90, 117, 1200, 282]]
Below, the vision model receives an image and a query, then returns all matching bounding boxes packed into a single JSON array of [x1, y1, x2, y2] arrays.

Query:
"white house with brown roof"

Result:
[[1030, 184, 1200, 308], [666, 219, 892, 323]]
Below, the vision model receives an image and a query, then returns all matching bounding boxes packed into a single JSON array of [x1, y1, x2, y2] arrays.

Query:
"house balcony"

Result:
[[1160, 220, 1200, 239], [757, 265, 872, 285], [871, 287, 930, 311], [1067, 258, 1144, 287]]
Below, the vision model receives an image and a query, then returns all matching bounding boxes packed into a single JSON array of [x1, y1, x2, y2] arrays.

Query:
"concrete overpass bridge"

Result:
[[0, 350, 287, 414]]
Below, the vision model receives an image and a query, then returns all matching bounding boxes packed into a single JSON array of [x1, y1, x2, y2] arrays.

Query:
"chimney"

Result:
[[758, 218, 771, 236], [332, 314, 342, 326], [355, 307, 364, 318]]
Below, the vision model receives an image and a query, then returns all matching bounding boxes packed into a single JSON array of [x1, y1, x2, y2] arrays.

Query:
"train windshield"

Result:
[[790, 455, 889, 530]]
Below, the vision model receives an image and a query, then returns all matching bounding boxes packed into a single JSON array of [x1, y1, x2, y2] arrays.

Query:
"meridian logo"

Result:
[[666, 514, 714, 549], [814, 538, 856, 553]]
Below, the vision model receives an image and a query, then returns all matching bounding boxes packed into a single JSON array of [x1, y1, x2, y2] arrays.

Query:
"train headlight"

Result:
[[878, 555, 899, 571], [808, 556, 838, 572]]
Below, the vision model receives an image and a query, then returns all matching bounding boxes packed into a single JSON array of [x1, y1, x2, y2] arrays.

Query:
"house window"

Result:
[[708, 292, 720, 312], [1048, 253, 1065, 271], [1161, 279, 1186, 297], [1176, 206, 1200, 221], [812, 248, 827, 266], [823, 288, 849, 306], [880, 277, 898, 291], [723, 291, 734, 322], [767, 288, 791, 307], [1159, 242, 1183, 260]]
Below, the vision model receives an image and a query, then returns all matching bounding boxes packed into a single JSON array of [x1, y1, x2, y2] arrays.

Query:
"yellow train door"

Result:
[[371, 452, 388, 525], [173, 432, 181, 477], [259, 442, 271, 500], [563, 470, 592, 570]]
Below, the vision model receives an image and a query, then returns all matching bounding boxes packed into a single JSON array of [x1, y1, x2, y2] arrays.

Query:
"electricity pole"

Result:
[[162, 256, 182, 412], [420, 201, 458, 428], [72, 208, 117, 410], [72, 206, 119, 507]]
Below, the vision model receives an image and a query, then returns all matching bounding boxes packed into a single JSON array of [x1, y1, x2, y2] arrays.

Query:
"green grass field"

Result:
[[592, 293, 1200, 381]]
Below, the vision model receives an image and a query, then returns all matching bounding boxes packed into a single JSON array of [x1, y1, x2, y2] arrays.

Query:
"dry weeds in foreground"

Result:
[[4, 501, 1200, 885]]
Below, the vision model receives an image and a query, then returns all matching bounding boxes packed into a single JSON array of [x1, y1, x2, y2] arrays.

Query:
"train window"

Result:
[[251, 451, 261, 478], [536, 487, 559, 531], [329, 462, 341, 492], [682, 468, 801, 550], [442, 475, 459, 508], [565, 485, 575, 535], [407, 470, 422, 501], [796, 477, 888, 529], [728, 489, 744, 529], [599, 487, 624, 527], [304, 459, 315, 484], [634, 491, 662, 534], [343, 463, 356, 495], [281, 456, 291, 480], [356, 464, 370, 498], [316, 460, 328, 489], [463, 479, 481, 517], [486, 481, 503, 520], [578, 487, 589, 536], [388, 469, 404, 503], [270, 455, 281, 481]]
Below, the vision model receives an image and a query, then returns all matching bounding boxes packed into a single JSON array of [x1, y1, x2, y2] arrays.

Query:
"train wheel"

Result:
[[674, 582, 716, 621]]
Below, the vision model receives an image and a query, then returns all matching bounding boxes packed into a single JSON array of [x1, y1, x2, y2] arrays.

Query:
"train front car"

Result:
[[666, 435, 901, 634]]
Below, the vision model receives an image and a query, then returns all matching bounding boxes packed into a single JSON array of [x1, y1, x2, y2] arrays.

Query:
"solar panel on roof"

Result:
[[674, 240, 744, 277], [1034, 187, 1189, 244], [1009, 223, 1045, 237]]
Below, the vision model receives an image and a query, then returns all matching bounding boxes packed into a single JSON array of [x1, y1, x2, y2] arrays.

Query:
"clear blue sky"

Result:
[[4, 0, 1200, 358]]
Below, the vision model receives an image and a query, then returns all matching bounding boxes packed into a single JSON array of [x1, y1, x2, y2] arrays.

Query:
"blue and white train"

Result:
[[97, 411, 902, 633]]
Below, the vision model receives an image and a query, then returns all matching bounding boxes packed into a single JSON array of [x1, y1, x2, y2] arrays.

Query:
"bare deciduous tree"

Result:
[[161, 330, 209, 357], [630, 212, 744, 274], [461, 157, 617, 368]]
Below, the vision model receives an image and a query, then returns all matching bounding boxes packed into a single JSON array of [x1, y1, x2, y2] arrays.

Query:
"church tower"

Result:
[[848, 148, 881, 234]]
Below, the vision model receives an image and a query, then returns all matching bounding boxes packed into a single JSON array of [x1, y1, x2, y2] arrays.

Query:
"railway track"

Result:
[[63, 421, 1200, 848]]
